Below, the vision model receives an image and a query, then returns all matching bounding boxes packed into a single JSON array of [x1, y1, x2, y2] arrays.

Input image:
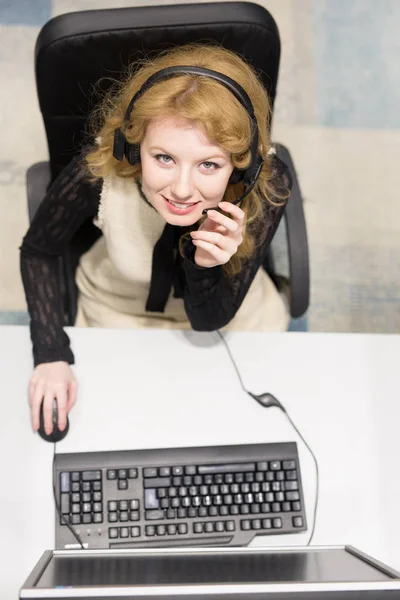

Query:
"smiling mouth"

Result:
[[164, 198, 199, 209]]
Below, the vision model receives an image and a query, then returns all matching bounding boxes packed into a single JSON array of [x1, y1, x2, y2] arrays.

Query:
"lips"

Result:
[[162, 196, 200, 216]]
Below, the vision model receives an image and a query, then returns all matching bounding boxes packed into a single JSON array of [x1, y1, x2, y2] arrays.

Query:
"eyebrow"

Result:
[[149, 147, 228, 161]]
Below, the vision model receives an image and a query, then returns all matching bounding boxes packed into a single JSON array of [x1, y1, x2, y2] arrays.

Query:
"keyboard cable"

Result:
[[215, 329, 319, 546]]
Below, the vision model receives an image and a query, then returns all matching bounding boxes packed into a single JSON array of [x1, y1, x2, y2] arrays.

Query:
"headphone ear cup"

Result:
[[113, 128, 126, 161], [126, 143, 141, 166], [229, 168, 244, 185]]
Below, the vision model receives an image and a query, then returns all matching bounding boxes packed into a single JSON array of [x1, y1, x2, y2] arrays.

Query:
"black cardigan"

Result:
[[20, 155, 290, 366]]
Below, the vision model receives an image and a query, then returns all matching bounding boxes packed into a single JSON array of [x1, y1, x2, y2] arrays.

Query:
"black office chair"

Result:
[[27, 2, 309, 325]]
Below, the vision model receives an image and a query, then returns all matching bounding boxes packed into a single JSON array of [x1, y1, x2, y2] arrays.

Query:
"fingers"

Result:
[[191, 230, 237, 254], [191, 239, 230, 264], [215, 201, 245, 223], [68, 379, 78, 411], [29, 379, 44, 432], [55, 386, 68, 431], [43, 389, 55, 435]]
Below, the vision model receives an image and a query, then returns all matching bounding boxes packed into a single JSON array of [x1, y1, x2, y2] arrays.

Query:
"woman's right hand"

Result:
[[29, 361, 77, 435]]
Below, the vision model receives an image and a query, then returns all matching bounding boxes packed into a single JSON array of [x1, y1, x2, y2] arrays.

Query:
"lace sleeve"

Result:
[[182, 155, 291, 329], [20, 157, 101, 366]]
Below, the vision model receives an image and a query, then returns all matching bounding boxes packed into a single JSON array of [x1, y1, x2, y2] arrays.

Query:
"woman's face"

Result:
[[140, 116, 234, 226]]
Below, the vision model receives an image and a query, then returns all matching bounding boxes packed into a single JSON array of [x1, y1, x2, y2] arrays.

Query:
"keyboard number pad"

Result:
[[60, 471, 103, 526]]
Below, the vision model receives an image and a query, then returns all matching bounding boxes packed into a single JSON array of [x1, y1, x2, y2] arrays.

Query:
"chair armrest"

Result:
[[274, 143, 310, 318], [26, 161, 51, 222]]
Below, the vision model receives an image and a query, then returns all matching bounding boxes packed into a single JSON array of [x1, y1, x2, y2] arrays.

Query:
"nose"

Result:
[[170, 168, 194, 201]]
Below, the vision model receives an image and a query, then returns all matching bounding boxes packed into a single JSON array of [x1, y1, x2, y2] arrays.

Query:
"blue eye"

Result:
[[155, 154, 173, 164], [202, 161, 220, 170]]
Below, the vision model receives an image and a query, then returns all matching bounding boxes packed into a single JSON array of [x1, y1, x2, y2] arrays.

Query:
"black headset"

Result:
[[113, 66, 264, 206]]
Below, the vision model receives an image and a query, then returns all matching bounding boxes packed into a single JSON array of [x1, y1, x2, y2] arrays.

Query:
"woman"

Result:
[[20, 44, 291, 435]]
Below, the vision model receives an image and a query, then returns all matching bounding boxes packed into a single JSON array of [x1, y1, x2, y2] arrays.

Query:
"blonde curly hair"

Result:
[[84, 43, 287, 276]]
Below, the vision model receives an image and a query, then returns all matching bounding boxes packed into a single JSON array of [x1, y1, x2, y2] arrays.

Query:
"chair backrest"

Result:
[[35, 1, 281, 179]]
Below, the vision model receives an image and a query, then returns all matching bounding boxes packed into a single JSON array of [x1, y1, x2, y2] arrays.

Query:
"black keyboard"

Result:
[[54, 442, 307, 549]]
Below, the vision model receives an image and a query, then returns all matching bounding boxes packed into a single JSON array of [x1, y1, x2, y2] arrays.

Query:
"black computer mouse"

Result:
[[38, 398, 69, 443]]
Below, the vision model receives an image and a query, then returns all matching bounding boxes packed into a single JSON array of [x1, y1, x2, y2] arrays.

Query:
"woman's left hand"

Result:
[[190, 201, 244, 268]]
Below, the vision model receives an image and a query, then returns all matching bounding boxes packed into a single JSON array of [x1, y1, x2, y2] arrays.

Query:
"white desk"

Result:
[[1, 326, 399, 599]]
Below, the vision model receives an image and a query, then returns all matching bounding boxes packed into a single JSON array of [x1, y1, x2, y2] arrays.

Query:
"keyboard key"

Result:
[[120, 511, 128, 521], [185, 466, 197, 475], [167, 524, 177, 535], [130, 511, 139, 521], [286, 491, 300, 501], [109, 527, 118, 538], [118, 480, 128, 491], [71, 472, 80, 482], [172, 466, 183, 476], [82, 471, 101, 481], [82, 492, 91, 503], [146, 525, 155, 536], [157, 525, 166, 536], [71, 514, 81, 525], [107, 470, 117, 480], [178, 523, 188, 534], [252, 519, 261, 530], [257, 461, 268, 471], [93, 492, 102, 502], [93, 502, 102, 513], [292, 501, 302, 511], [145, 489, 159, 510], [167, 509, 176, 519], [72, 504, 80, 514], [241, 520, 251, 530], [108, 501, 118, 511], [131, 526, 140, 537], [143, 468, 158, 478], [283, 460, 296, 470], [193, 523, 203, 533], [293, 516, 304, 528], [225, 520, 235, 531], [82, 482, 91, 492], [92, 481, 102, 492], [71, 483, 80, 493], [159, 467, 171, 477], [276, 471, 285, 481], [61, 493, 70, 514], [205, 522, 214, 533], [118, 470, 127, 479], [108, 512, 117, 522], [269, 461, 281, 471], [82, 503, 91, 513], [128, 468, 138, 479], [60, 472, 70, 493], [273, 518, 283, 529], [262, 519, 272, 529], [286, 470, 298, 480], [199, 463, 255, 474], [284, 481, 299, 491], [120, 527, 129, 538], [130, 500, 139, 510], [93, 513, 103, 523], [145, 510, 164, 520], [119, 501, 128, 511], [83, 514, 92, 524]]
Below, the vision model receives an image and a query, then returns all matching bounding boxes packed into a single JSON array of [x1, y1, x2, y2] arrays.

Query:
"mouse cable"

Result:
[[215, 330, 319, 546], [52, 443, 85, 549]]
